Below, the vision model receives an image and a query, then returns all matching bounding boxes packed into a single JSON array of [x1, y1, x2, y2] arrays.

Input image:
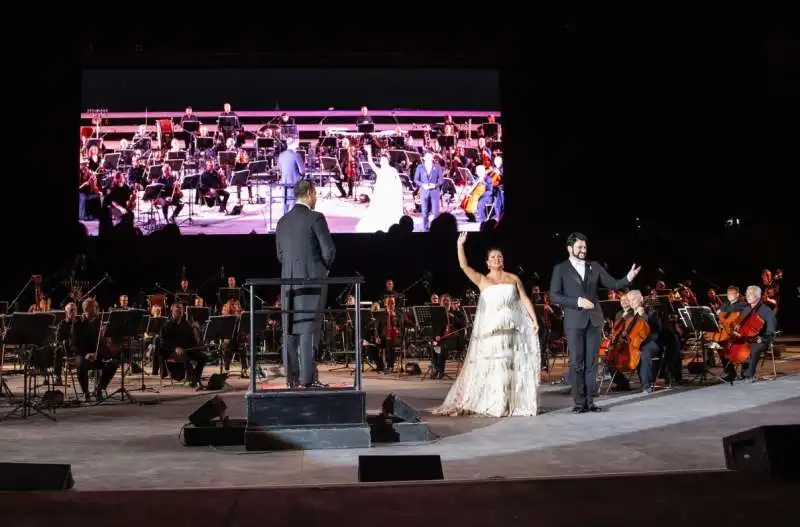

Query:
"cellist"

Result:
[[721, 285, 777, 384], [610, 290, 662, 393]]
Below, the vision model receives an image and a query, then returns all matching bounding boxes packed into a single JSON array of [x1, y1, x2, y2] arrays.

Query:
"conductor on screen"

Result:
[[414, 152, 444, 232], [278, 137, 305, 215], [275, 180, 336, 388]]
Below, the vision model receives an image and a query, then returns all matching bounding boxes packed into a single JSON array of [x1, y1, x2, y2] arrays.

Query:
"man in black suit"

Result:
[[276, 180, 336, 388], [549, 232, 641, 413]]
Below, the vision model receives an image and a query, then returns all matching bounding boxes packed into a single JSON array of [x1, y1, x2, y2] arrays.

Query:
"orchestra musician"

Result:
[[336, 137, 356, 198], [221, 296, 246, 374], [615, 292, 632, 320], [198, 159, 230, 212], [54, 302, 78, 385], [373, 295, 401, 373], [719, 286, 747, 314], [156, 164, 184, 223], [476, 137, 492, 167], [217, 102, 242, 145], [78, 165, 102, 220], [70, 298, 119, 402], [105, 172, 135, 223], [432, 294, 466, 378], [127, 156, 147, 189], [160, 303, 207, 389], [721, 285, 777, 384], [86, 145, 103, 173], [356, 106, 373, 126], [477, 157, 504, 223], [760, 269, 780, 313], [614, 290, 663, 392], [179, 106, 199, 153]]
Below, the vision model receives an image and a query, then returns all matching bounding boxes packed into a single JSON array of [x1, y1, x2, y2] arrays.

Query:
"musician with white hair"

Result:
[[721, 285, 777, 383], [476, 156, 504, 223], [612, 290, 664, 393]]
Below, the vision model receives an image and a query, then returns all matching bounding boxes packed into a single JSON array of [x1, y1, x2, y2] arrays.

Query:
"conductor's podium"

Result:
[[242, 276, 430, 451], [245, 387, 371, 450]]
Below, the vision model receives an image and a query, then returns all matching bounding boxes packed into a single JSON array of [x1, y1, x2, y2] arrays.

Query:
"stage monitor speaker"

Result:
[[382, 393, 420, 423], [206, 373, 227, 391], [188, 395, 227, 426], [358, 455, 443, 483], [0, 463, 74, 491], [723, 424, 800, 482]]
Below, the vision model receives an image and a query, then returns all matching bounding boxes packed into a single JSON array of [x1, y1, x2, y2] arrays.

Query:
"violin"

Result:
[[605, 313, 650, 372]]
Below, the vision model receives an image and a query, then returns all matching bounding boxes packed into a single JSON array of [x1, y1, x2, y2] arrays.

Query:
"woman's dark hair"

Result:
[[485, 247, 503, 259], [566, 232, 587, 247]]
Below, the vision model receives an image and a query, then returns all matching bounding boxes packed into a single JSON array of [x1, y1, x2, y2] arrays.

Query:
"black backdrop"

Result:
[[81, 68, 500, 111], [4, 29, 797, 331]]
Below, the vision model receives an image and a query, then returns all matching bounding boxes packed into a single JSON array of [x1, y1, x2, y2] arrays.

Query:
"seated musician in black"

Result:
[[373, 295, 401, 373], [70, 298, 119, 402], [199, 159, 230, 212], [611, 290, 663, 393], [105, 172, 134, 222], [155, 165, 183, 222], [430, 295, 466, 379], [54, 302, 78, 385], [719, 286, 748, 314], [160, 303, 206, 389], [722, 285, 777, 383]]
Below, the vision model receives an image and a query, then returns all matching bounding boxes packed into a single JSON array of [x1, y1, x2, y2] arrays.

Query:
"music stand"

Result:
[[179, 174, 199, 226], [217, 288, 239, 305], [599, 300, 621, 321], [358, 123, 375, 135], [218, 151, 236, 167], [203, 315, 237, 343], [1, 313, 57, 421], [438, 135, 455, 149], [137, 314, 166, 393], [148, 164, 164, 181], [197, 137, 213, 151], [186, 307, 209, 325], [101, 309, 147, 403], [257, 137, 275, 151], [219, 115, 237, 129], [481, 123, 499, 137], [678, 306, 720, 383], [174, 293, 195, 306], [411, 305, 450, 380], [231, 169, 250, 192], [330, 308, 372, 372]]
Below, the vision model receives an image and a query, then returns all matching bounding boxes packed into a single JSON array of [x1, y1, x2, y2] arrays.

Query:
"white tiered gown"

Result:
[[354, 166, 404, 233], [433, 283, 541, 417]]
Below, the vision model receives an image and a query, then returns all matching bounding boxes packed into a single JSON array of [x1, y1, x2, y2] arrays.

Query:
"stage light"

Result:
[[725, 217, 741, 228]]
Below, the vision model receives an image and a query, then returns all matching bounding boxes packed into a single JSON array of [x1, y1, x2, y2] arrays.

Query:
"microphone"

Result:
[[532, 271, 540, 280], [220, 265, 225, 279], [181, 265, 186, 279], [517, 265, 525, 275]]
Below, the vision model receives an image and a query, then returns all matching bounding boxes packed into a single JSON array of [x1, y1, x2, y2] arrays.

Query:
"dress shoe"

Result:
[[585, 405, 604, 412], [572, 406, 584, 413]]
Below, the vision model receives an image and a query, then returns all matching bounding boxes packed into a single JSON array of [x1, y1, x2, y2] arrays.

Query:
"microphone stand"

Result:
[[7, 276, 33, 313], [691, 270, 721, 291]]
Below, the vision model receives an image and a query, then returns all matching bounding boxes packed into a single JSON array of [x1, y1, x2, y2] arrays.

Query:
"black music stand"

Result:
[[599, 300, 621, 321], [174, 293, 195, 306], [179, 174, 199, 226], [1, 313, 57, 421], [218, 151, 236, 168], [358, 123, 375, 135], [257, 137, 275, 150], [102, 309, 147, 403], [331, 308, 373, 372], [412, 305, 449, 380], [186, 307, 210, 325], [218, 288, 239, 305], [203, 315, 238, 344], [197, 137, 213, 151], [438, 135, 455, 149], [139, 314, 166, 393], [679, 306, 720, 383], [231, 170, 250, 190]]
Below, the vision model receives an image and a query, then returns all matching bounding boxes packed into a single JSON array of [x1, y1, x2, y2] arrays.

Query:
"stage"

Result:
[[80, 182, 482, 236], [1, 355, 798, 491]]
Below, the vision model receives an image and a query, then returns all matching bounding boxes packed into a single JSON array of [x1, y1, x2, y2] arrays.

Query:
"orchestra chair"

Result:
[[546, 336, 568, 383], [601, 348, 665, 395], [758, 330, 780, 381]]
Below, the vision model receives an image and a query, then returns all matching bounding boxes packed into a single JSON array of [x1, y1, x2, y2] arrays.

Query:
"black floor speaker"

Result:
[[0, 463, 74, 491], [723, 424, 800, 482], [358, 455, 443, 483]]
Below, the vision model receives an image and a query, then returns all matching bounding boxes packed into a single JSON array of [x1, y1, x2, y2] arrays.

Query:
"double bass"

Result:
[[604, 313, 650, 372], [724, 305, 766, 365]]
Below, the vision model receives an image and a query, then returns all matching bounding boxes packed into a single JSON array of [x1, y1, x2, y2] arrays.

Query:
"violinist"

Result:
[[760, 269, 780, 313], [86, 145, 103, 173], [438, 294, 467, 368], [198, 159, 230, 211], [70, 298, 119, 402], [127, 156, 147, 189], [617, 290, 662, 393], [476, 137, 492, 166], [721, 285, 777, 384], [221, 297, 246, 374], [160, 303, 206, 389], [373, 295, 400, 373], [156, 165, 184, 223]]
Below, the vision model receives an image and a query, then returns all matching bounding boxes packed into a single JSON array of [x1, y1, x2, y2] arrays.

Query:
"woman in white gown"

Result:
[[354, 151, 405, 233], [433, 232, 541, 417]]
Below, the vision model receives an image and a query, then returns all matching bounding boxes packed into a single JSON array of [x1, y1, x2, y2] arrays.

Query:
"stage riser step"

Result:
[[246, 389, 366, 428], [245, 425, 371, 450]]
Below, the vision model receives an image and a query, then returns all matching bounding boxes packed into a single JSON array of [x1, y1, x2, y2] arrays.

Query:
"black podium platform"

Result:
[[245, 388, 371, 450]]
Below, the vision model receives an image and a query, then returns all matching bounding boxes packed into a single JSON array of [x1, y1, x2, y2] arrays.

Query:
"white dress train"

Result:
[[433, 283, 541, 417], [354, 165, 404, 233]]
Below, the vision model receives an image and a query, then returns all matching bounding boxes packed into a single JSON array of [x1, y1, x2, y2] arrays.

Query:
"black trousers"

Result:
[[369, 340, 396, 371], [637, 340, 662, 388], [565, 323, 602, 407], [74, 355, 118, 395], [745, 342, 769, 378]]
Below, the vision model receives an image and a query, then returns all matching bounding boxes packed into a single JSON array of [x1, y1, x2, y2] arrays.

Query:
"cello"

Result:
[[725, 305, 766, 365], [605, 313, 650, 372]]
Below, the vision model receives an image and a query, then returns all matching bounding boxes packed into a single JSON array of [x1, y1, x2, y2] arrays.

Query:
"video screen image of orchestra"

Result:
[[79, 105, 504, 235]]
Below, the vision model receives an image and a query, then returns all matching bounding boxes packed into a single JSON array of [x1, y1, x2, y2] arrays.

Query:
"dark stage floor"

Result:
[[1, 368, 797, 491]]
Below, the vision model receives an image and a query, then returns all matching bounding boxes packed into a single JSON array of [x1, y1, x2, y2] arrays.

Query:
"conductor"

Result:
[[276, 180, 336, 388]]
